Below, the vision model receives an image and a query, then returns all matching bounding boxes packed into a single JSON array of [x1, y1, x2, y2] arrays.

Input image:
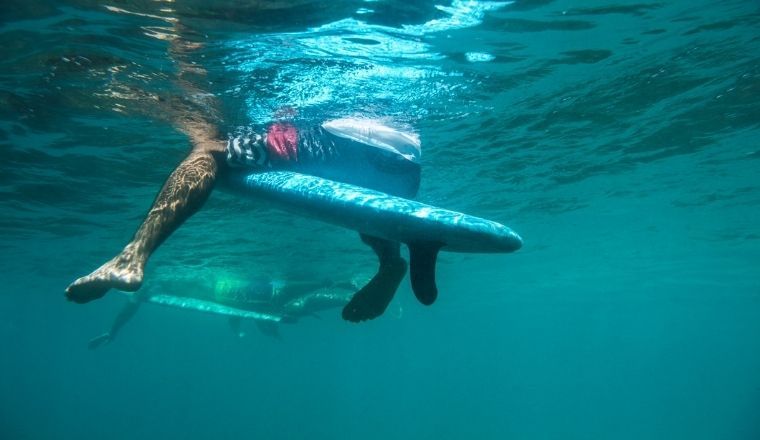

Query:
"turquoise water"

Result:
[[1, 1, 759, 438]]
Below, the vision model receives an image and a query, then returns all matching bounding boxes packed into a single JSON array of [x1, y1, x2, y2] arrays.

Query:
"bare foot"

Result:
[[342, 258, 407, 323], [65, 254, 143, 304]]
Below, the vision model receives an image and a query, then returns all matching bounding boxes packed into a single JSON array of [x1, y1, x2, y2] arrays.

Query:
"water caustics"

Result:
[[220, 1, 512, 125]]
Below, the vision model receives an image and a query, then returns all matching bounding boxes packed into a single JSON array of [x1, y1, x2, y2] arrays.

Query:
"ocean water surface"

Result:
[[1, 1, 759, 439]]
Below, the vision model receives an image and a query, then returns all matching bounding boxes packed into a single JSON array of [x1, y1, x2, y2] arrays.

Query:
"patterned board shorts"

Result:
[[226, 118, 422, 198]]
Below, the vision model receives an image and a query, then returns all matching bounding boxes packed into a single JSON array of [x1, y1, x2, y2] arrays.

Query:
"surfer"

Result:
[[88, 276, 360, 349], [65, 114, 425, 322], [64, 13, 438, 323]]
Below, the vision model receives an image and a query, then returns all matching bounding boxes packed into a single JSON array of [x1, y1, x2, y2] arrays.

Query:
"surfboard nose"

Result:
[[438, 218, 523, 253], [493, 229, 523, 253]]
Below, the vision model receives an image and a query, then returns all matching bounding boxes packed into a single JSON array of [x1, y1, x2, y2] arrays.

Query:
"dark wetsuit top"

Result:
[[226, 121, 421, 198]]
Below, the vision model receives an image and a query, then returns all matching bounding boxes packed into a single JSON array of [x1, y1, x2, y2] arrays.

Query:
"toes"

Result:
[[64, 259, 144, 304], [65, 289, 95, 304], [341, 302, 366, 322], [341, 308, 357, 322], [64, 278, 108, 303], [341, 296, 380, 322], [342, 259, 407, 323]]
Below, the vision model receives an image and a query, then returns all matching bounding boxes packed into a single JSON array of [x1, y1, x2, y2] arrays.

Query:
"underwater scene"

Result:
[[1, 0, 759, 439]]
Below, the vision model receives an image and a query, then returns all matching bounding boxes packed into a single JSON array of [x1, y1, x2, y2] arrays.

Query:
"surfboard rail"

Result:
[[224, 170, 523, 254]]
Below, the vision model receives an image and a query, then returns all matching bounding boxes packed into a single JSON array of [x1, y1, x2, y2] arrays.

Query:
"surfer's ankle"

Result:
[[115, 246, 147, 272]]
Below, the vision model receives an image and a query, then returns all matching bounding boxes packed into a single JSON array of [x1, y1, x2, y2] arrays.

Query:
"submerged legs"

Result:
[[66, 125, 225, 303], [342, 234, 408, 322], [341, 236, 443, 322]]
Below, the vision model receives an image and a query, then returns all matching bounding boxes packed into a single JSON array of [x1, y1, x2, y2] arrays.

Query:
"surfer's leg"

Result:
[[66, 120, 226, 303], [87, 295, 143, 350], [342, 234, 407, 322], [66, 11, 229, 304], [255, 320, 283, 340], [407, 242, 443, 306], [228, 317, 244, 338]]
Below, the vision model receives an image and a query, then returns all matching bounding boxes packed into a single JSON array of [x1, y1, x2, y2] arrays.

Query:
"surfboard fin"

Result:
[[408, 241, 443, 306]]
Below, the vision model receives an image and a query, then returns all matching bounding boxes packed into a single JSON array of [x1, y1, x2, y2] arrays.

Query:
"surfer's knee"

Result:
[[191, 138, 227, 156]]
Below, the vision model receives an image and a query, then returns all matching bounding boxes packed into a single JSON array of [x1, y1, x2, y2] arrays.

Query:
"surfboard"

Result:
[[224, 170, 522, 253], [146, 294, 283, 321]]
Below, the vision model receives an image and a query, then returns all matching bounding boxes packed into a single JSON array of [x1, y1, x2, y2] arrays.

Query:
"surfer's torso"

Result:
[[226, 118, 421, 198]]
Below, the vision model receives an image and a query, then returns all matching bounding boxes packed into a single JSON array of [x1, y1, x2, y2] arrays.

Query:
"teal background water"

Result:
[[1, 1, 759, 438]]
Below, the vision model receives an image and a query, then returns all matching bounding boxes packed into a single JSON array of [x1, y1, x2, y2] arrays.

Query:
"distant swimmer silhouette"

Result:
[[88, 276, 361, 349]]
